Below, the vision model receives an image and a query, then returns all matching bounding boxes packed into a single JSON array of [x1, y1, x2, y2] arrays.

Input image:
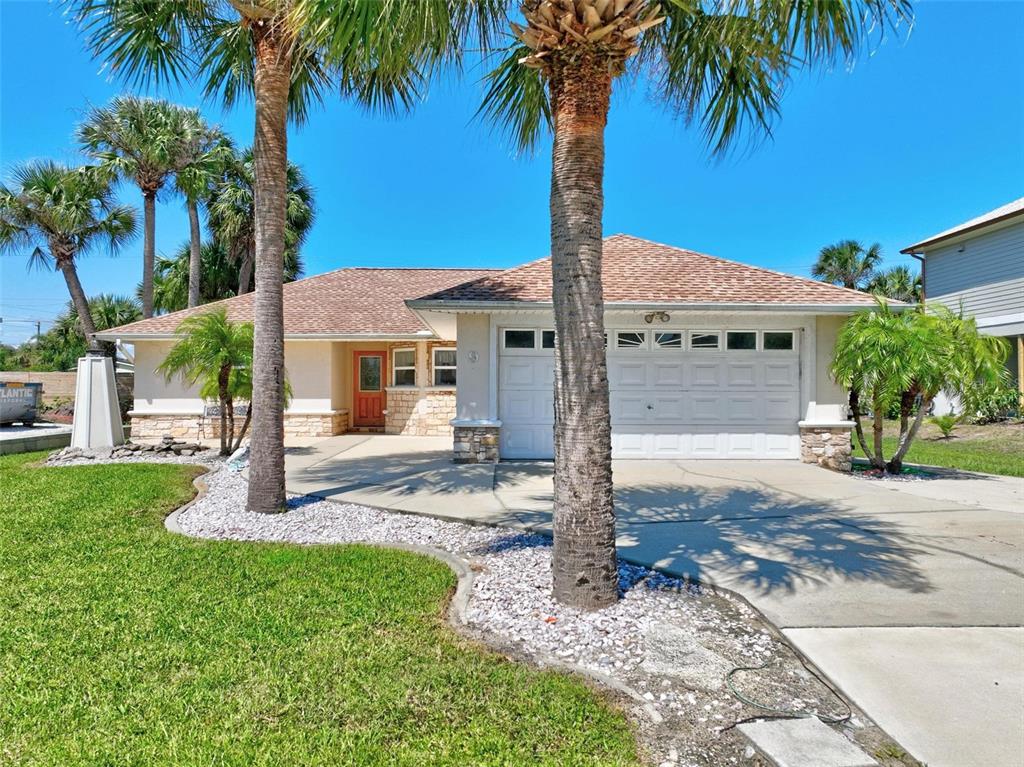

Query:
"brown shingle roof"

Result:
[[98, 267, 498, 338], [416, 234, 879, 306]]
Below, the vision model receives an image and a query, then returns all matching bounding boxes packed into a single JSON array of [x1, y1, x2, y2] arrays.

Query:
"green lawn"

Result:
[[853, 421, 1024, 478], [0, 453, 639, 766]]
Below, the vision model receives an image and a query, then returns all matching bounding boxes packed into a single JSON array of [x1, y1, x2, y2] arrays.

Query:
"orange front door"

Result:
[[353, 351, 386, 427]]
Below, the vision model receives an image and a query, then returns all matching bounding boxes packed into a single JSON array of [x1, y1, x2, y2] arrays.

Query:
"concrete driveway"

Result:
[[285, 434, 1024, 767]]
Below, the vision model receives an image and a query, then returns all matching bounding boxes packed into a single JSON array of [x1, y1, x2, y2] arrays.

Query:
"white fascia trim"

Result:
[[407, 300, 888, 315], [95, 331, 438, 342]]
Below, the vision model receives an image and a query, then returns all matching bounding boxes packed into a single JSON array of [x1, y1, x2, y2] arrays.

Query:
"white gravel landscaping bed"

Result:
[[170, 464, 875, 767]]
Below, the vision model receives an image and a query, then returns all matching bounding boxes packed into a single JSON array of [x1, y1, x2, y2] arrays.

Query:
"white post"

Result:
[[71, 353, 125, 449]]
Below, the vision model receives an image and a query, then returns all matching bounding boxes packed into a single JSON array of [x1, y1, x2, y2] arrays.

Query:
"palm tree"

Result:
[[69, 0, 504, 513], [812, 240, 883, 291], [151, 239, 304, 314], [78, 96, 197, 318], [174, 117, 234, 308], [157, 309, 256, 456], [207, 148, 313, 295], [832, 301, 1008, 473], [40, 294, 142, 366], [0, 161, 136, 346], [480, 0, 912, 608], [867, 264, 922, 304]]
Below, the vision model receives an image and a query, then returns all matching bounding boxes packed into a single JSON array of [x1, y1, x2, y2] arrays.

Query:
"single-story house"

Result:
[[98, 235, 879, 469]]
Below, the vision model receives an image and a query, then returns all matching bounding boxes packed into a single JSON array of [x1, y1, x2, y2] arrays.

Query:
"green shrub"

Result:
[[964, 384, 1021, 424], [928, 414, 960, 439]]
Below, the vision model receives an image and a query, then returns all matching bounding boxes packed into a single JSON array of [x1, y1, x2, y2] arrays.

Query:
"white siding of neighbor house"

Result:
[[925, 220, 1024, 323]]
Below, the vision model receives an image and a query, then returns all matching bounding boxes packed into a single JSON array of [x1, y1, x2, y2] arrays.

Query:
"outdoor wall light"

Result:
[[643, 311, 670, 324]]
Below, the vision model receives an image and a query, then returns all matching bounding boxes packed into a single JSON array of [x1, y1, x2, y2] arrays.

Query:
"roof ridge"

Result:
[[607, 233, 877, 300]]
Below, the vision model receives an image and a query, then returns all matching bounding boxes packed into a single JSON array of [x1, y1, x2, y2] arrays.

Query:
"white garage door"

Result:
[[498, 327, 801, 459]]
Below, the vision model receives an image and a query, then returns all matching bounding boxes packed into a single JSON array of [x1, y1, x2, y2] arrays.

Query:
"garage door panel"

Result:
[[612, 394, 649, 422], [652, 363, 684, 387], [724, 395, 758, 422], [612, 360, 648, 387], [764, 392, 800, 422], [763, 361, 799, 388], [500, 342, 800, 460], [690, 361, 722, 387], [690, 395, 724, 422], [725, 362, 758, 388], [653, 396, 685, 421]]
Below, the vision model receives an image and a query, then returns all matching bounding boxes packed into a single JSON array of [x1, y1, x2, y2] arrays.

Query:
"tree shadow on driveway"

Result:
[[513, 483, 934, 599]]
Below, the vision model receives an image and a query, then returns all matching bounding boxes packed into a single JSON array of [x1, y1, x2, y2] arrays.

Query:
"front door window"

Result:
[[359, 355, 382, 391]]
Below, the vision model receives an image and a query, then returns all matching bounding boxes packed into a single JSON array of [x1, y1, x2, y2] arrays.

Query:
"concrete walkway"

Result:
[[285, 435, 1024, 767]]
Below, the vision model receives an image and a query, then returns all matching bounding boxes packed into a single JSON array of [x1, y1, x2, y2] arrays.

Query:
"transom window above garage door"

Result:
[[606, 329, 795, 352], [502, 328, 557, 350]]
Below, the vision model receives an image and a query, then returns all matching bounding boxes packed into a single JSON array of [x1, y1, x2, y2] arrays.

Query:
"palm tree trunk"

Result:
[[218, 364, 230, 455], [187, 199, 202, 308], [57, 255, 99, 349], [232, 406, 253, 452], [246, 17, 292, 513], [238, 242, 254, 295], [871, 392, 886, 469], [887, 394, 932, 473], [547, 52, 618, 610], [848, 387, 871, 458], [141, 190, 156, 318]]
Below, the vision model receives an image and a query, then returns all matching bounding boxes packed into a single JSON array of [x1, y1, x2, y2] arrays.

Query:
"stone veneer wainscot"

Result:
[[452, 421, 500, 464], [130, 409, 349, 441], [798, 425, 853, 472], [384, 387, 456, 436]]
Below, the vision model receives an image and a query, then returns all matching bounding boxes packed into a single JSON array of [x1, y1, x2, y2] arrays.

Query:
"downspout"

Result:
[[911, 252, 926, 301]]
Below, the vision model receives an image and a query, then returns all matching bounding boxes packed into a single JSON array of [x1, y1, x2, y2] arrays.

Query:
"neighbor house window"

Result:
[[393, 348, 416, 386], [690, 332, 719, 350], [654, 332, 682, 349], [504, 329, 535, 349], [541, 330, 555, 349], [726, 331, 757, 350], [616, 331, 646, 349], [763, 331, 794, 351], [433, 347, 457, 386]]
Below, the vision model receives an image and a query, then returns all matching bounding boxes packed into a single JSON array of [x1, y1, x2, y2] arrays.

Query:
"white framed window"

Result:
[[690, 332, 719, 350], [541, 330, 556, 349], [763, 331, 795, 351], [654, 332, 682, 349], [433, 347, 457, 386], [503, 329, 536, 349], [616, 331, 646, 349], [392, 348, 416, 386], [726, 331, 757, 351]]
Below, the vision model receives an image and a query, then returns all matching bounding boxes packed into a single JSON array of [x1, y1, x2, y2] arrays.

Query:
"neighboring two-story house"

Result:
[[902, 197, 1024, 411]]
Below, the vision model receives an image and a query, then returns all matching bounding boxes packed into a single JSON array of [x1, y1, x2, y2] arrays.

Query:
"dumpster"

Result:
[[0, 381, 42, 426]]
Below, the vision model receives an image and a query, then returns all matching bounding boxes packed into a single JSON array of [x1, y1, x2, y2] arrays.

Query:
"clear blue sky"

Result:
[[2, 0, 1022, 345]]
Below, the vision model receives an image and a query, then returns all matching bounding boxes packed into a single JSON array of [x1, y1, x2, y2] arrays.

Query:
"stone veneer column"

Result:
[[798, 423, 853, 472], [451, 419, 500, 464]]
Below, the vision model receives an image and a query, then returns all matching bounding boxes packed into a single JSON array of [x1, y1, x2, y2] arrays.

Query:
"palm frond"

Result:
[[476, 44, 551, 155]]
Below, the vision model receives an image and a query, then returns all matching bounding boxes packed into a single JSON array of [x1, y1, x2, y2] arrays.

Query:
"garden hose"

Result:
[[722, 652, 853, 732]]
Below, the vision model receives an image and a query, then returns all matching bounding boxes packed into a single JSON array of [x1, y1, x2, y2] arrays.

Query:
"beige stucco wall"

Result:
[[133, 340, 203, 413], [814, 315, 848, 405], [454, 314, 491, 421], [133, 339, 340, 416]]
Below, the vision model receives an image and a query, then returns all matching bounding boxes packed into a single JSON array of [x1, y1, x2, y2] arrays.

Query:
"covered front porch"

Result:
[[129, 338, 456, 441]]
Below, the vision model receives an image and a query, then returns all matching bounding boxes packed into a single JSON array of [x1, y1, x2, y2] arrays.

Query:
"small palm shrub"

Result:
[[928, 414, 960, 439], [832, 300, 1009, 473]]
